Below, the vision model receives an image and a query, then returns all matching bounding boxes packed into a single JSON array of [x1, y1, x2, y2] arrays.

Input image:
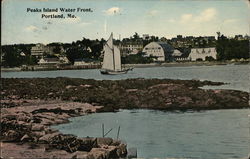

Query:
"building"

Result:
[[38, 57, 60, 65], [188, 47, 217, 61], [31, 43, 47, 57], [31, 43, 62, 58], [74, 58, 96, 66], [119, 42, 143, 55], [142, 42, 174, 61]]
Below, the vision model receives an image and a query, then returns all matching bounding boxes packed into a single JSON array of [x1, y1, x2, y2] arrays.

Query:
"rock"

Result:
[[21, 134, 32, 142], [2, 130, 20, 141], [116, 143, 127, 157], [89, 148, 110, 159], [38, 132, 60, 143], [72, 151, 90, 159], [31, 131, 46, 138], [78, 137, 97, 151], [96, 138, 113, 146], [31, 124, 44, 131]]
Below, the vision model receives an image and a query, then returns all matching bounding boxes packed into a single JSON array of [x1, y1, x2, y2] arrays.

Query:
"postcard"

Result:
[[1, 0, 249, 158]]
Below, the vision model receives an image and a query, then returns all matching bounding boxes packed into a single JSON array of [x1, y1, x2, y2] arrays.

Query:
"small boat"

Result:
[[100, 33, 133, 75]]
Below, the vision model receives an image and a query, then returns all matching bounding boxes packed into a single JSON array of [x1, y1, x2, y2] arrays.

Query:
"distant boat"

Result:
[[100, 33, 133, 75]]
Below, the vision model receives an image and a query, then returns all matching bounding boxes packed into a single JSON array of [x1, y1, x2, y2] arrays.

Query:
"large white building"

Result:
[[188, 47, 217, 61], [119, 42, 143, 55], [31, 43, 47, 57], [142, 42, 174, 61]]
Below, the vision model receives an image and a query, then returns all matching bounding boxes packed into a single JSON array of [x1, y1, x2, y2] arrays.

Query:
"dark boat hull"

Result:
[[100, 68, 132, 75]]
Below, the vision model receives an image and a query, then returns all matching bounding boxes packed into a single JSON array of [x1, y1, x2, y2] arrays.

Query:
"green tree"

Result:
[[2, 47, 21, 67]]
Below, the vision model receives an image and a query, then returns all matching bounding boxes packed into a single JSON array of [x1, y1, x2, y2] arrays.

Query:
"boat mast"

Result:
[[111, 33, 115, 71]]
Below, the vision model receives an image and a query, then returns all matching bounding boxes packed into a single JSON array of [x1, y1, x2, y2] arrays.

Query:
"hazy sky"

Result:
[[1, 0, 249, 44]]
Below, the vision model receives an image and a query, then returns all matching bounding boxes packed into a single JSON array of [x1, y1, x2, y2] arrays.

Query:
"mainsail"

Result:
[[102, 43, 114, 70], [114, 45, 121, 71], [102, 33, 121, 71]]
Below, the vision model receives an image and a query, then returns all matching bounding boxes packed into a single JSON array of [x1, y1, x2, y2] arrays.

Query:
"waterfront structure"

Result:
[[38, 57, 60, 65], [142, 42, 174, 61], [188, 47, 217, 61], [74, 58, 95, 66], [119, 42, 143, 55]]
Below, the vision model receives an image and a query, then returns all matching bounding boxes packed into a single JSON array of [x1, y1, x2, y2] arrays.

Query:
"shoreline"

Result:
[[1, 78, 249, 158], [1, 61, 249, 72], [1, 100, 127, 158]]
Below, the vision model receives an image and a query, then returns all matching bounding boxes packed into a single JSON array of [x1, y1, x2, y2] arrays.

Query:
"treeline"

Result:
[[216, 35, 249, 60], [1, 44, 37, 67], [65, 38, 105, 64]]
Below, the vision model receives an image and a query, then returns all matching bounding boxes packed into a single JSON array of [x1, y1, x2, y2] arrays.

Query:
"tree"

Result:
[[216, 34, 249, 60], [2, 47, 21, 67]]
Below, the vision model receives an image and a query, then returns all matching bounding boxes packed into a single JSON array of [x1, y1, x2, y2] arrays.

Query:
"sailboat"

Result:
[[100, 33, 133, 75]]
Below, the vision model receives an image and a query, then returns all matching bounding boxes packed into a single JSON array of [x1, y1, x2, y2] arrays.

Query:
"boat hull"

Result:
[[100, 69, 131, 75]]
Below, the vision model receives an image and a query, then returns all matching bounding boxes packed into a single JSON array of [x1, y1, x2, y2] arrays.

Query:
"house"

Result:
[[188, 47, 217, 61], [31, 43, 61, 58], [142, 42, 174, 61], [38, 57, 60, 65], [31, 43, 47, 57], [119, 42, 143, 55], [20, 52, 26, 56]]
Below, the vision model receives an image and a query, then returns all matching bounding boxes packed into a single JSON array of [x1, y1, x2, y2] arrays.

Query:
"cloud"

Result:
[[180, 14, 193, 24], [194, 8, 217, 22], [148, 10, 159, 16], [25, 25, 38, 32], [104, 7, 122, 15], [178, 8, 217, 24]]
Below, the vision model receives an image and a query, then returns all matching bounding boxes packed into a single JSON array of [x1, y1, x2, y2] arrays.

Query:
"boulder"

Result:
[[31, 124, 44, 131], [21, 134, 32, 142], [96, 138, 113, 146], [38, 132, 60, 143], [89, 148, 110, 159], [78, 137, 97, 151], [116, 143, 127, 157]]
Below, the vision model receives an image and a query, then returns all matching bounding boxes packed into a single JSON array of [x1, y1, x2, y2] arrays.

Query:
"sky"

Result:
[[1, 0, 250, 44]]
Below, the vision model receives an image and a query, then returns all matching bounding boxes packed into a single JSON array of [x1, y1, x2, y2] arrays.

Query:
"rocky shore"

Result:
[[1, 77, 249, 158], [1, 100, 127, 158]]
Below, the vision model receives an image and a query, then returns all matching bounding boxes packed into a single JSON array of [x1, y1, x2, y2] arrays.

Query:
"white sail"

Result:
[[106, 33, 113, 50], [101, 33, 124, 72], [102, 43, 114, 70], [114, 45, 122, 71]]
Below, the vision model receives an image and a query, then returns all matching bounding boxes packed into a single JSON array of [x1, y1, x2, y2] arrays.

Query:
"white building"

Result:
[[38, 57, 60, 65], [142, 42, 174, 61], [31, 43, 47, 57], [188, 47, 217, 61], [119, 42, 143, 55], [74, 58, 96, 66]]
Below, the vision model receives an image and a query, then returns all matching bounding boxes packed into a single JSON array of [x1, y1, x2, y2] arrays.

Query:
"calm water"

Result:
[[2, 64, 249, 92], [53, 109, 250, 159]]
